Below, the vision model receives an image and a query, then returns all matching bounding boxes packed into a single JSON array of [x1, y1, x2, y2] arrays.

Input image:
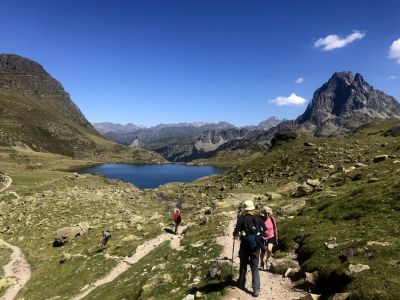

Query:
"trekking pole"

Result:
[[231, 238, 235, 276]]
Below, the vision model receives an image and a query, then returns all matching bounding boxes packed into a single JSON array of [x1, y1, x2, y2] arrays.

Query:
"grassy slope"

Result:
[[1, 119, 399, 299], [216, 119, 400, 299], [0, 91, 166, 162]]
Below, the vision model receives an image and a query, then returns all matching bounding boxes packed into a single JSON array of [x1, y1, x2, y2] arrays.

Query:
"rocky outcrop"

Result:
[[53, 222, 90, 246], [0, 54, 94, 129], [296, 72, 400, 136]]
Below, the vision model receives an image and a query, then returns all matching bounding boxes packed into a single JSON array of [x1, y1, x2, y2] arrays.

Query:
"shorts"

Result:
[[265, 236, 277, 247]]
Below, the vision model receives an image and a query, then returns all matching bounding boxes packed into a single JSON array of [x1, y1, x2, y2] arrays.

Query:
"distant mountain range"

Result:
[[94, 71, 399, 161], [93, 118, 281, 152], [2, 54, 398, 163]]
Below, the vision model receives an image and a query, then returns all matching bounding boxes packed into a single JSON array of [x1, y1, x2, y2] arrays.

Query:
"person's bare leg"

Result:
[[266, 243, 273, 268], [260, 250, 266, 270]]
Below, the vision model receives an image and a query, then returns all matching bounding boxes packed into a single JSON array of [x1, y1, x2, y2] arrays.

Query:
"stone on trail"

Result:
[[299, 294, 321, 300], [182, 294, 195, 300], [305, 271, 319, 286]]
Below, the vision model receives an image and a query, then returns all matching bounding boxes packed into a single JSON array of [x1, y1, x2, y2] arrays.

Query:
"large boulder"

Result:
[[54, 222, 90, 246]]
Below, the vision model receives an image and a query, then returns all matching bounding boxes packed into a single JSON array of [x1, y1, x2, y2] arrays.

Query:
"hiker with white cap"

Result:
[[233, 200, 266, 297]]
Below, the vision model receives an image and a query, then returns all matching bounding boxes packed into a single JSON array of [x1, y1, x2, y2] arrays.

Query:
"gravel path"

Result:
[[0, 239, 31, 300], [72, 224, 189, 300], [216, 212, 306, 300]]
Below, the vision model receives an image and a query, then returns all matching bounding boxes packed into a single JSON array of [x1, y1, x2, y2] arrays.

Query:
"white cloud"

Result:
[[389, 38, 400, 63], [314, 31, 366, 51], [270, 93, 307, 106], [295, 77, 304, 84], [388, 75, 396, 80]]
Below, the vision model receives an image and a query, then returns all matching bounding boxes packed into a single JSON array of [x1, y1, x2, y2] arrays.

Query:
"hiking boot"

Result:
[[253, 289, 260, 297], [236, 281, 245, 290], [260, 263, 265, 271]]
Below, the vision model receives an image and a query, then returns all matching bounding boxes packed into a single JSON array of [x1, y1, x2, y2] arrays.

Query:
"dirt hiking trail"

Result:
[[0, 239, 31, 300], [216, 212, 306, 300], [72, 224, 189, 300]]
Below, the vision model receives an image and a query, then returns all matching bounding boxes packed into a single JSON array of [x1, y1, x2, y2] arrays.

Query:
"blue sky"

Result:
[[1, 0, 399, 127]]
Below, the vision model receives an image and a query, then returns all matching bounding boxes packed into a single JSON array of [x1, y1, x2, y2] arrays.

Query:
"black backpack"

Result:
[[241, 216, 266, 252]]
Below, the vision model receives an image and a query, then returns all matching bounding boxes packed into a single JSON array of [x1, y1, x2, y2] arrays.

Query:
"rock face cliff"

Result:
[[296, 71, 400, 136], [0, 54, 118, 157], [0, 54, 95, 130]]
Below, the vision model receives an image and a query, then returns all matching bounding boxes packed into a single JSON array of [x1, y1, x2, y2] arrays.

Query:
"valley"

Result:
[[1, 54, 400, 300]]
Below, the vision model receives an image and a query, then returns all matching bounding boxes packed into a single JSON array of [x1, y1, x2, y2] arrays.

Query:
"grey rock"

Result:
[[348, 264, 370, 274], [305, 271, 319, 285], [329, 293, 351, 300], [373, 155, 388, 163]]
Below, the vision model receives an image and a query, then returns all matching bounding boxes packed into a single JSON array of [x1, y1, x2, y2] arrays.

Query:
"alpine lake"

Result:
[[76, 163, 227, 189]]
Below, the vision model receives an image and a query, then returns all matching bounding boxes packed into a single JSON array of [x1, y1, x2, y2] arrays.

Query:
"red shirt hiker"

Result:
[[172, 209, 181, 234]]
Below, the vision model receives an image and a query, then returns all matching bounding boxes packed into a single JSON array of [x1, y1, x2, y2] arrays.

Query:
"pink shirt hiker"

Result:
[[264, 217, 275, 239]]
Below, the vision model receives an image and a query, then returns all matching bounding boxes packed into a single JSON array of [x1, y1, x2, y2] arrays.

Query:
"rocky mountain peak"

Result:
[[296, 71, 400, 136], [0, 54, 94, 129]]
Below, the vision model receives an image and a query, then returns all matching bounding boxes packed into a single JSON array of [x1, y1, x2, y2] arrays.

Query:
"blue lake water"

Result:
[[77, 163, 226, 189]]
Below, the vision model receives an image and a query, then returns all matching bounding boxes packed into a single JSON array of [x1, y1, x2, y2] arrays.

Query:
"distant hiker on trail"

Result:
[[172, 208, 181, 235], [260, 207, 278, 271], [101, 230, 111, 247], [233, 200, 266, 298]]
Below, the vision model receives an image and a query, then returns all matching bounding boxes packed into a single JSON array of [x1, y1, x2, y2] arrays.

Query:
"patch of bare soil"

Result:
[[0, 239, 31, 300]]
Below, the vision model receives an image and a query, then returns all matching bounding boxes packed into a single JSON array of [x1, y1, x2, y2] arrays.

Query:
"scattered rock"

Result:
[[195, 291, 204, 299], [306, 179, 320, 187], [305, 271, 319, 286], [142, 274, 173, 294], [367, 178, 379, 183], [293, 183, 314, 197], [121, 235, 140, 242], [329, 293, 351, 300], [182, 294, 195, 300], [208, 260, 221, 279], [113, 222, 128, 230], [304, 142, 316, 147], [265, 192, 282, 200], [355, 162, 368, 168], [276, 182, 300, 194], [348, 264, 370, 274], [367, 241, 391, 247], [339, 248, 354, 262], [280, 199, 306, 214], [54, 223, 90, 246], [299, 293, 321, 300], [325, 242, 338, 250], [372, 155, 388, 163], [284, 267, 300, 278]]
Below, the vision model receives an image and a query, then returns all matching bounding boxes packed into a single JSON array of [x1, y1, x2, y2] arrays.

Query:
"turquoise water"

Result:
[[77, 163, 226, 189]]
